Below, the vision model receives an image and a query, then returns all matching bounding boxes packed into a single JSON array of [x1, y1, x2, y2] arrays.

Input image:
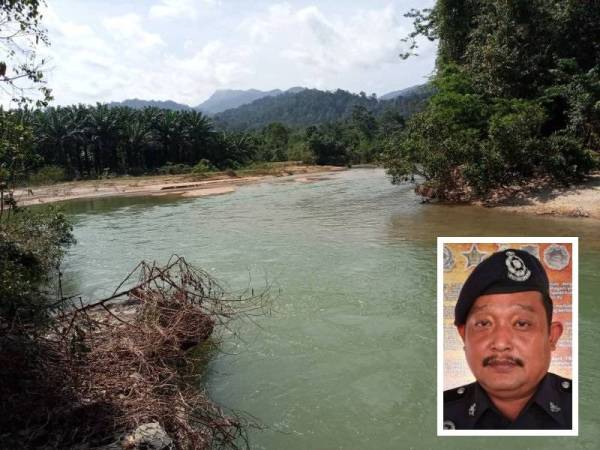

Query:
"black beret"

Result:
[[455, 248, 552, 325]]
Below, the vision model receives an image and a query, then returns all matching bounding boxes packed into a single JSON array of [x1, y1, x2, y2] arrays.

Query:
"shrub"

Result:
[[192, 159, 216, 174], [157, 163, 192, 175], [0, 207, 75, 330], [287, 141, 315, 164], [384, 64, 599, 199], [28, 165, 66, 185]]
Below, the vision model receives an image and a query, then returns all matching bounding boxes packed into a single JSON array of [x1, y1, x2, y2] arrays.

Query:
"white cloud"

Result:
[[241, 3, 433, 77], [103, 14, 165, 49], [149, 0, 218, 20], [165, 40, 253, 88], [24, 0, 436, 107], [39, 4, 251, 106]]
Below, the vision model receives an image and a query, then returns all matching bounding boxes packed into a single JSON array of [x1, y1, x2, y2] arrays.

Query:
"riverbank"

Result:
[[13, 164, 346, 206], [478, 172, 600, 220], [0, 257, 254, 449], [15, 166, 600, 221]]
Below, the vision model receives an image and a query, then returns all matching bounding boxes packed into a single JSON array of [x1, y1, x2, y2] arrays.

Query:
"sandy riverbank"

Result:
[[478, 172, 600, 220], [13, 164, 345, 206], [13, 167, 600, 221]]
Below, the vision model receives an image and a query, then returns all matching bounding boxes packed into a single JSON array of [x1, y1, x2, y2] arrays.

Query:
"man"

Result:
[[444, 248, 572, 430]]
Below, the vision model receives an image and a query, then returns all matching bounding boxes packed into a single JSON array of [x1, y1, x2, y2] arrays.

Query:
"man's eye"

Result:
[[515, 320, 531, 329], [474, 320, 490, 327]]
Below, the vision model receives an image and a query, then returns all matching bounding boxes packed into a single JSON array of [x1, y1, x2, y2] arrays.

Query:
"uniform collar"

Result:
[[470, 373, 567, 427], [530, 373, 569, 427], [468, 382, 497, 426]]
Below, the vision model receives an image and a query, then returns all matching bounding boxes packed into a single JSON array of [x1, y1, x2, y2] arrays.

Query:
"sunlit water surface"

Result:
[[62, 169, 600, 449]]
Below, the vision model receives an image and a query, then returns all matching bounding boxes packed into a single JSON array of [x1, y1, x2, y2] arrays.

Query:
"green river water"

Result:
[[61, 168, 599, 449]]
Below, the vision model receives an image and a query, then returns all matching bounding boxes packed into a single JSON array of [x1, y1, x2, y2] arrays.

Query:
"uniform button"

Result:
[[561, 381, 570, 390], [443, 420, 456, 430], [457, 387, 465, 395]]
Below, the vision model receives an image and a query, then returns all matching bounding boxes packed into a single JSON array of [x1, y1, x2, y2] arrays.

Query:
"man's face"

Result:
[[457, 291, 563, 400]]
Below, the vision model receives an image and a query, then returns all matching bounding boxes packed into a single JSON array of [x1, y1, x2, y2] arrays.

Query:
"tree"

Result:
[[1, 1, 74, 333], [0, 206, 74, 329], [386, 1, 600, 200], [262, 122, 289, 161], [0, 0, 52, 107], [0, 108, 38, 208], [307, 122, 350, 166], [182, 110, 215, 165]]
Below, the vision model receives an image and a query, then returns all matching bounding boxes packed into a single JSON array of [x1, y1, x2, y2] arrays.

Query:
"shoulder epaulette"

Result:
[[444, 383, 474, 403]]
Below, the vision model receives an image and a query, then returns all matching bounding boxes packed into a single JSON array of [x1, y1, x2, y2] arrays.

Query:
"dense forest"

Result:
[[1, 87, 430, 184], [384, 0, 600, 200], [213, 87, 431, 131]]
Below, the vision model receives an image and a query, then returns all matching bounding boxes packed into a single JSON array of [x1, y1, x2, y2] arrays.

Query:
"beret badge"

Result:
[[505, 251, 531, 282]]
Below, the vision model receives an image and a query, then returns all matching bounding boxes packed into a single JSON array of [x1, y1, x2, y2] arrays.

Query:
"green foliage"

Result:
[[0, 109, 39, 187], [0, 0, 52, 107], [192, 159, 216, 174], [157, 163, 192, 175], [544, 133, 598, 180], [260, 122, 289, 161], [214, 87, 430, 131], [386, 1, 600, 199], [286, 140, 314, 164], [0, 118, 74, 329], [0, 206, 74, 330], [28, 165, 65, 185], [2, 88, 428, 178], [21, 105, 247, 178], [306, 123, 351, 166]]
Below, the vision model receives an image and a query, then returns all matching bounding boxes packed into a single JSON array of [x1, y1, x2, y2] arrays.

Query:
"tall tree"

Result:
[[385, 0, 600, 200], [0, 0, 51, 107]]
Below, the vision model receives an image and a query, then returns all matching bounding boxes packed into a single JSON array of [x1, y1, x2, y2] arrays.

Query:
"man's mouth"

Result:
[[482, 356, 524, 369]]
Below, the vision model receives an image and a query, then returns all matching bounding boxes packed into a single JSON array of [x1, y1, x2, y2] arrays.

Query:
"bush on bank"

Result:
[[384, 1, 600, 201]]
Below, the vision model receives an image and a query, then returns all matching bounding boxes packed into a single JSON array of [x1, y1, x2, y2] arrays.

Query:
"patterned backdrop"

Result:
[[443, 242, 573, 390]]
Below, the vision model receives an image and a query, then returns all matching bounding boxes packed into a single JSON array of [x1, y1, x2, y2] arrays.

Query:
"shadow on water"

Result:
[[389, 201, 600, 250]]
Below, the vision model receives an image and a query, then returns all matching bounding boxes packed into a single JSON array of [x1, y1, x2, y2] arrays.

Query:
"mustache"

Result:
[[482, 356, 524, 367]]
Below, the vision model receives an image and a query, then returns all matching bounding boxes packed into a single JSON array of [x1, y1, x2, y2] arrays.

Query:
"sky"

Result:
[[8, 0, 438, 107]]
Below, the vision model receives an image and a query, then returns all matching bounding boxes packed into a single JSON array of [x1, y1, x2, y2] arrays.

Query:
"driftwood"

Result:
[[0, 256, 269, 449]]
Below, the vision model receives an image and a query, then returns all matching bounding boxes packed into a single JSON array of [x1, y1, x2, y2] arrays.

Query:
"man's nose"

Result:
[[490, 323, 514, 351]]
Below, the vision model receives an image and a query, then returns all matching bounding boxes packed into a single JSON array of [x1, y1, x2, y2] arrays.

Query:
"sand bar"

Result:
[[13, 165, 345, 206], [478, 172, 600, 221]]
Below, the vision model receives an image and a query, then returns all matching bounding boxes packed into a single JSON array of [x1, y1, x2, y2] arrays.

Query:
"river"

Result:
[[62, 168, 600, 449]]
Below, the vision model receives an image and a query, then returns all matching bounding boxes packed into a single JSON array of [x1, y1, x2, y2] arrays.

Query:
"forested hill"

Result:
[[196, 87, 306, 114], [213, 86, 432, 131], [379, 84, 432, 101], [107, 98, 192, 111]]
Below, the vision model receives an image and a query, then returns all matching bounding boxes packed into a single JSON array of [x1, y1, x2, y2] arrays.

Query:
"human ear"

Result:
[[549, 321, 564, 350]]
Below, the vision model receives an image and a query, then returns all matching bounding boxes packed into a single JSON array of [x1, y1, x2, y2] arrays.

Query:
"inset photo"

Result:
[[437, 238, 578, 436]]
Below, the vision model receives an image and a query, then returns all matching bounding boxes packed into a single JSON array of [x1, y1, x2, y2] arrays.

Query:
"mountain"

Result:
[[379, 83, 432, 101], [195, 88, 306, 115], [107, 98, 192, 111], [213, 87, 432, 131], [103, 85, 431, 129]]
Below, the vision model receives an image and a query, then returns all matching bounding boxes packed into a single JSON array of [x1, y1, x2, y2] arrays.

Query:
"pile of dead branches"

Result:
[[0, 256, 269, 449]]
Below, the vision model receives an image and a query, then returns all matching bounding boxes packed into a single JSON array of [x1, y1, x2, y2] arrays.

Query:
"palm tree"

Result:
[[121, 116, 152, 171], [151, 110, 185, 166], [34, 106, 83, 177], [86, 104, 120, 175], [183, 110, 215, 164]]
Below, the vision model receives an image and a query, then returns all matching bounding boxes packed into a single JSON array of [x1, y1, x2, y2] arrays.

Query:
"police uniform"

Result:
[[443, 248, 573, 430], [444, 373, 572, 430]]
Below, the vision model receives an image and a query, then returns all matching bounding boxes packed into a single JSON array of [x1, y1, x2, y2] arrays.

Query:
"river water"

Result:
[[62, 169, 599, 449]]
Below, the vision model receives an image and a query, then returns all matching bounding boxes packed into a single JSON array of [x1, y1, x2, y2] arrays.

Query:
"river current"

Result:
[[62, 168, 599, 449]]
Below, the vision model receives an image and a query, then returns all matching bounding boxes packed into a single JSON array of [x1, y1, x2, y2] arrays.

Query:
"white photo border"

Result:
[[436, 236, 579, 437]]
